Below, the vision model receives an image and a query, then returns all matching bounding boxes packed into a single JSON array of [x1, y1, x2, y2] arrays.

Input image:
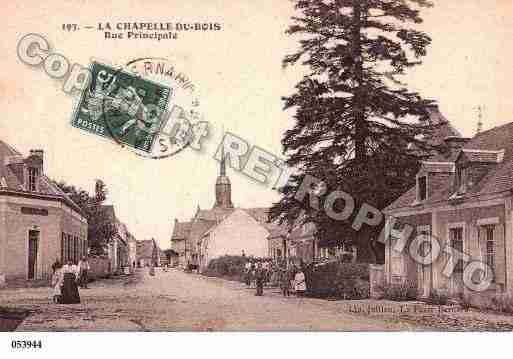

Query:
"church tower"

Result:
[[214, 156, 234, 209]]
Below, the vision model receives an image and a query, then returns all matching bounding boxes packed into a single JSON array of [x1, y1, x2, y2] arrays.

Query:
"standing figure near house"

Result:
[[279, 265, 290, 297], [51, 262, 64, 303], [244, 260, 252, 287], [249, 261, 256, 288], [60, 261, 81, 304], [294, 266, 306, 297], [254, 263, 266, 296], [78, 256, 90, 289], [149, 264, 155, 276], [288, 264, 297, 294], [51, 259, 61, 275]]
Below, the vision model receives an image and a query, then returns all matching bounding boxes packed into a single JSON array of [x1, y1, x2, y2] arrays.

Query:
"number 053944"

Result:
[[11, 340, 42, 349]]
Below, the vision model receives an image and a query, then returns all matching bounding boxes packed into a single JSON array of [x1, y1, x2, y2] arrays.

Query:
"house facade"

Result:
[[136, 239, 161, 267], [384, 122, 513, 305], [198, 208, 270, 271], [267, 222, 357, 265], [0, 140, 87, 282], [102, 205, 131, 274]]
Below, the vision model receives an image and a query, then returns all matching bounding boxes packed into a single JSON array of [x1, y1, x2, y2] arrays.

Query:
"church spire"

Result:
[[220, 153, 226, 176], [214, 153, 234, 209]]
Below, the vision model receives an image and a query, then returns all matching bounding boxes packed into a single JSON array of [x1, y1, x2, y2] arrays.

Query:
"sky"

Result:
[[1, 0, 513, 249]]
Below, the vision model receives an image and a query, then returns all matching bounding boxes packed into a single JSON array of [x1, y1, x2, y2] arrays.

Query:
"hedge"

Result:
[[204, 255, 247, 281], [305, 261, 370, 299]]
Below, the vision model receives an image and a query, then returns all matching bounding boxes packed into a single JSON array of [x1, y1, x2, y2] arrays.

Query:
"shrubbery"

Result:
[[379, 281, 417, 301], [489, 294, 513, 314], [204, 255, 247, 281], [426, 289, 449, 306], [305, 261, 370, 299]]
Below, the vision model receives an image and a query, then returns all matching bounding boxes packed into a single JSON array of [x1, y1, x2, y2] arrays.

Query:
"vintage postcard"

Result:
[[1, 0, 513, 351]]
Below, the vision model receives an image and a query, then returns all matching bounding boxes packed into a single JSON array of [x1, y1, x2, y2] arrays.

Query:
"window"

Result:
[[61, 232, 66, 262], [417, 226, 431, 261], [457, 166, 467, 194], [481, 225, 495, 281], [74, 236, 79, 262], [417, 176, 427, 201], [28, 167, 39, 192], [449, 227, 464, 273], [67, 234, 72, 263]]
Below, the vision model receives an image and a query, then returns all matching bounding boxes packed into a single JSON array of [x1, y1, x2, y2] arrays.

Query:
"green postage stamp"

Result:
[[72, 61, 171, 153]]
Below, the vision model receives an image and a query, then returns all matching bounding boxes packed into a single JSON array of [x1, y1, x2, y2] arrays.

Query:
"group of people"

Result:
[[51, 256, 90, 304], [244, 259, 307, 297]]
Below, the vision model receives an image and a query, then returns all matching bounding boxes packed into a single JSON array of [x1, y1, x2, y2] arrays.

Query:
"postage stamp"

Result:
[[71, 61, 172, 153]]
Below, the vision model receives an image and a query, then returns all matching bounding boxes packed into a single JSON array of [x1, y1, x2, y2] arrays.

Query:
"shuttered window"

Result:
[[449, 227, 464, 273], [61, 232, 66, 262]]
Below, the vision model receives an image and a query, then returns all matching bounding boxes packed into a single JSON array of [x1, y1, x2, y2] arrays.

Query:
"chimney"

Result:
[[28, 149, 45, 174], [5, 155, 24, 185], [443, 136, 470, 158]]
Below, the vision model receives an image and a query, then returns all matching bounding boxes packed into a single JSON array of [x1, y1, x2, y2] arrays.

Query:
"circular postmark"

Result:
[[89, 57, 207, 159]]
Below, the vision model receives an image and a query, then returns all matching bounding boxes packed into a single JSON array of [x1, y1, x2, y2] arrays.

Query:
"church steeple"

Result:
[[220, 153, 226, 176], [214, 156, 233, 209]]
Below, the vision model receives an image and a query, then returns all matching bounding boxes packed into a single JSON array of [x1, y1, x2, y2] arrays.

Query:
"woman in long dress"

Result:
[[60, 261, 81, 304], [51, 263, 64, 303], [294, 268, 306, 297]]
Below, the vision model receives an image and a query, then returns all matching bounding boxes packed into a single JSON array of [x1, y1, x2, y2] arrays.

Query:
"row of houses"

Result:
[[170, 148, 357, 272], [0, 139, 156, 284], [170, 107, 513, 305]]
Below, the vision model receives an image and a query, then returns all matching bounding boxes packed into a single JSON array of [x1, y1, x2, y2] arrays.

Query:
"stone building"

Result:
[[0, 140, 87, 282], [101, 205, 131, 274], [136, 239, 161, 267], [171, 157, 272, 272], [384, 121, 513, 306]]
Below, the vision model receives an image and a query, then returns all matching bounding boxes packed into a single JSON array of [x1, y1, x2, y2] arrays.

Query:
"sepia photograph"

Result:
[[1, 0, 513, 356]]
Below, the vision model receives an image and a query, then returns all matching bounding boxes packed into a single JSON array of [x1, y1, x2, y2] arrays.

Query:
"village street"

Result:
[[2, 269, 513, 331]]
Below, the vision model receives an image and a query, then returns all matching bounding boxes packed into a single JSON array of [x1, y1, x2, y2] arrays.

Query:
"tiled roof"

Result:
[[424, 107, 462, 144], [289, 222, 317, 240], [0, 139, 84, 216], [137, 239, 158, 259], [171, 221, 192, 240], [189, 220, 216, 241], [266, 222, 290, 239], [196, 207, 235, 222], [459, 149, 504, 163], [386, 121, 513, 212], [421, 161, 455, 173], [463, 122, 513, 196], [242, 207, 269, 223]]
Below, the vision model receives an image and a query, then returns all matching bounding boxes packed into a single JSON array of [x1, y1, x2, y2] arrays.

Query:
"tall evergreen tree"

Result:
[[271, 0, 441, 262]]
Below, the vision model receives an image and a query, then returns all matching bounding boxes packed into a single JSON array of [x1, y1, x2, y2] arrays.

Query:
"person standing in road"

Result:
[[254, 262, 265, 296], [51, 262, 64, 303], [60, 260, 81, 304], [294, 266, 306, 297], [244, 260, 252, 287], [279, 265, 290, 297], [78, 256, 90, 289]]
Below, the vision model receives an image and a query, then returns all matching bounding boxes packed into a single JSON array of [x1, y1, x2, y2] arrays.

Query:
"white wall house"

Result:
[[198, 209, 270, 271]]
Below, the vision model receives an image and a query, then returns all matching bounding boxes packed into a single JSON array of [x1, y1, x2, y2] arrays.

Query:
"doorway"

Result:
[[417, 226, 432, 298], [27, 230, 39, 280]]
